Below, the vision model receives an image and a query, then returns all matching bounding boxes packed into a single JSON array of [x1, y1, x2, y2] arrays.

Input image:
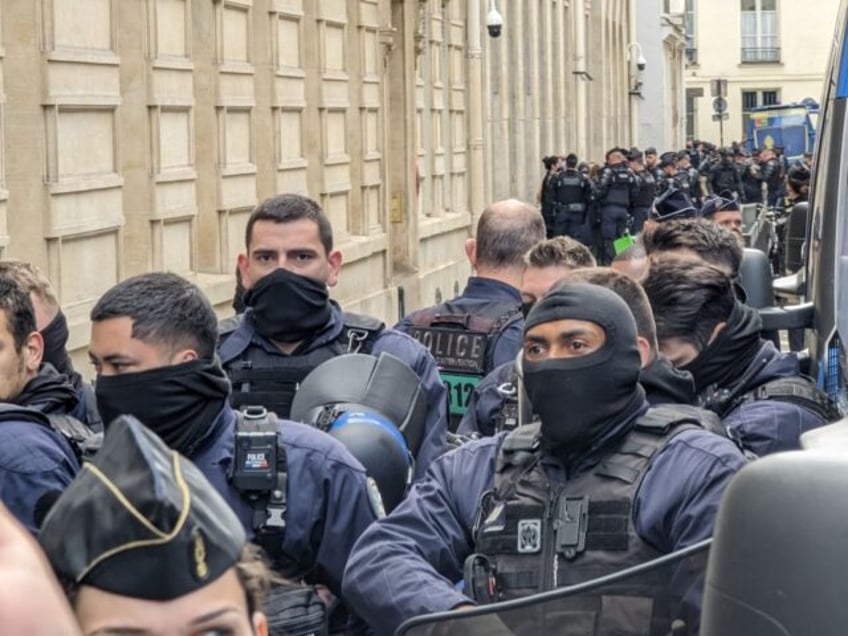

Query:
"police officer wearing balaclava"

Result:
[[342, 283, 747, 636]]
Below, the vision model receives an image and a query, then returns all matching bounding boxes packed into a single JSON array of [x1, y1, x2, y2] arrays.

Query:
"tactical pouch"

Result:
[[463, 553, 499, 604]]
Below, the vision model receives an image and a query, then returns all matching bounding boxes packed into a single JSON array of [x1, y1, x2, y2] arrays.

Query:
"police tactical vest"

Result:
[[555, 170, 588, 214], [712, 165, 739, 194], [468, 405, 704, 635], [405, 301, 522, 426], [673, 171, 691, 194], [226, 312, 384, 419], [602, 166, 633, 207], [632, 171, 656, 207]]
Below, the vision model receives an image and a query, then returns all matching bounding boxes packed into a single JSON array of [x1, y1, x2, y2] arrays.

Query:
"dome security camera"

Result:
[[487, 7, 503, 38], [637, 55, 647, 71]]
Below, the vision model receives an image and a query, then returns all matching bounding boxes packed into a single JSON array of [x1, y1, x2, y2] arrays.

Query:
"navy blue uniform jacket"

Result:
[[192, 406, 378, 597], [721, 341, 829, 456], [342, 406, 747, 635]]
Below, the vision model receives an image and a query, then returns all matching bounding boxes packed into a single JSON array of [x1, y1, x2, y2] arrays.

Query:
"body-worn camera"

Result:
[[232, 406, 278, 492]]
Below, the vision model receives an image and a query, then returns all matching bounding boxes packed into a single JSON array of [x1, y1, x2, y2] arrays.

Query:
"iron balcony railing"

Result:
[[741, 47, 781, 63]]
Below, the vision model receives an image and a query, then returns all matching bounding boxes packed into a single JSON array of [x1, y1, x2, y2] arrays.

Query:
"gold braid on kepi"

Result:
[[38, 415, 246, 601]]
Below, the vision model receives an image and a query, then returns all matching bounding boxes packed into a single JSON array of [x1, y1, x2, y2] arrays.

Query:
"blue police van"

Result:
[[745, 101, 819, 162]]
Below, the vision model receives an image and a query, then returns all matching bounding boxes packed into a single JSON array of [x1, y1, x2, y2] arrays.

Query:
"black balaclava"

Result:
[[244, 268, 332, 344], [681, 300, 763, 393], [521, 283, 646, 458], [95, 359, 231, 458]]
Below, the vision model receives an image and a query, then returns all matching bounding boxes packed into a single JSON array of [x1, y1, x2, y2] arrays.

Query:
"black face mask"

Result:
[[681, 301, 763, 393], [40, 311, 74, 378], [244, 268, 331, 344], [521, 284, 646, 458], [95, 359, 231, 457]]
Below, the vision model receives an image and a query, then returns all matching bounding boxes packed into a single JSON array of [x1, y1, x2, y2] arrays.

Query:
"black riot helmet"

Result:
[[290, 353, 428, 512]]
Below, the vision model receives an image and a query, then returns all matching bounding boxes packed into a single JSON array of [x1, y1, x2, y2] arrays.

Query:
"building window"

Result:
[[742, 89, 781, 137], [685, 0, 697, 65], [686, 88, 701, 141], [741, 0, 780, 63]]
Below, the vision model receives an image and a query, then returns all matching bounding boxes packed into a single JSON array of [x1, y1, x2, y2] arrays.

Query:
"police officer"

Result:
[[538, 155, 561, 238], [0, 276, 80, 534], [595, 147, 638, 265], [644, 258, 834, 456], [701, 196, 744, 236], [738, 149, 764, 204], [39, 416, 272, 636], [708, 149, 744, 200], [644, 146, 661, 182], [759, 148, 784, 207], [219, 193, 447, 479], [629, 150, 656, 233], [656, 151, 679, 196], [342, 283, 747, 635], [553, 153, 593, 242], [396, 200, 545, 430], [0, 260, 101, 430], [88, 272, 379, 616], [458, 236, 596, 436], [677, 151, 703, 207], [459, 265, 696, 437]]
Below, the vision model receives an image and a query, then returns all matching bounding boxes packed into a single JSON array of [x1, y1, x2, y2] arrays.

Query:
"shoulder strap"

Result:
[[494, 423, 542, 497], [341, 312, 385, 354], [217, 314, 242, 337], [46, 414, 103, 461], [0, 404, 101, 462], [738, 377, 841, 422], [634, 404, 724, 437]]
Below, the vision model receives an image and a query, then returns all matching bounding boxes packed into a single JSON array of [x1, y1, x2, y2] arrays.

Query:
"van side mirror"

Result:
[[784, 201, 809, 274]]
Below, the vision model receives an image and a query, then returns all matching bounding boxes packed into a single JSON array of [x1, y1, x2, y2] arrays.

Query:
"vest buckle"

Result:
[[554, 495, 589, 560]]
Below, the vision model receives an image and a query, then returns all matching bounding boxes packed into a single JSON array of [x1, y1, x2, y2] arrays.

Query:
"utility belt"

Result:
[[554, 202, 587, 214]]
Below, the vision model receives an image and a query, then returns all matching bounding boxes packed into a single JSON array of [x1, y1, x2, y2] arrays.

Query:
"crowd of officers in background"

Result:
[[539, 140, 813, 264]]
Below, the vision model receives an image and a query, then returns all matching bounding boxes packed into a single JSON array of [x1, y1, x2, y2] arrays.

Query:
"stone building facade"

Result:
[[0, 0, 634, 368]]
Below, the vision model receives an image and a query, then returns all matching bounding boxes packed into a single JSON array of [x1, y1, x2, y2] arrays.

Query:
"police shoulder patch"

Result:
[[366, 477, 387, 519]]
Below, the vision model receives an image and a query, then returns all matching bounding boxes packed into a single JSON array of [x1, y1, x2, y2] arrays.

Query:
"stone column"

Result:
[[467, 0, 484, 221]]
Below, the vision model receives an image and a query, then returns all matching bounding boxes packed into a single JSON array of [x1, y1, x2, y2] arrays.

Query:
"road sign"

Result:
[[713, 96, 728, 114], [712, 113, 730, 121], [711, 79, 728, 97]]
